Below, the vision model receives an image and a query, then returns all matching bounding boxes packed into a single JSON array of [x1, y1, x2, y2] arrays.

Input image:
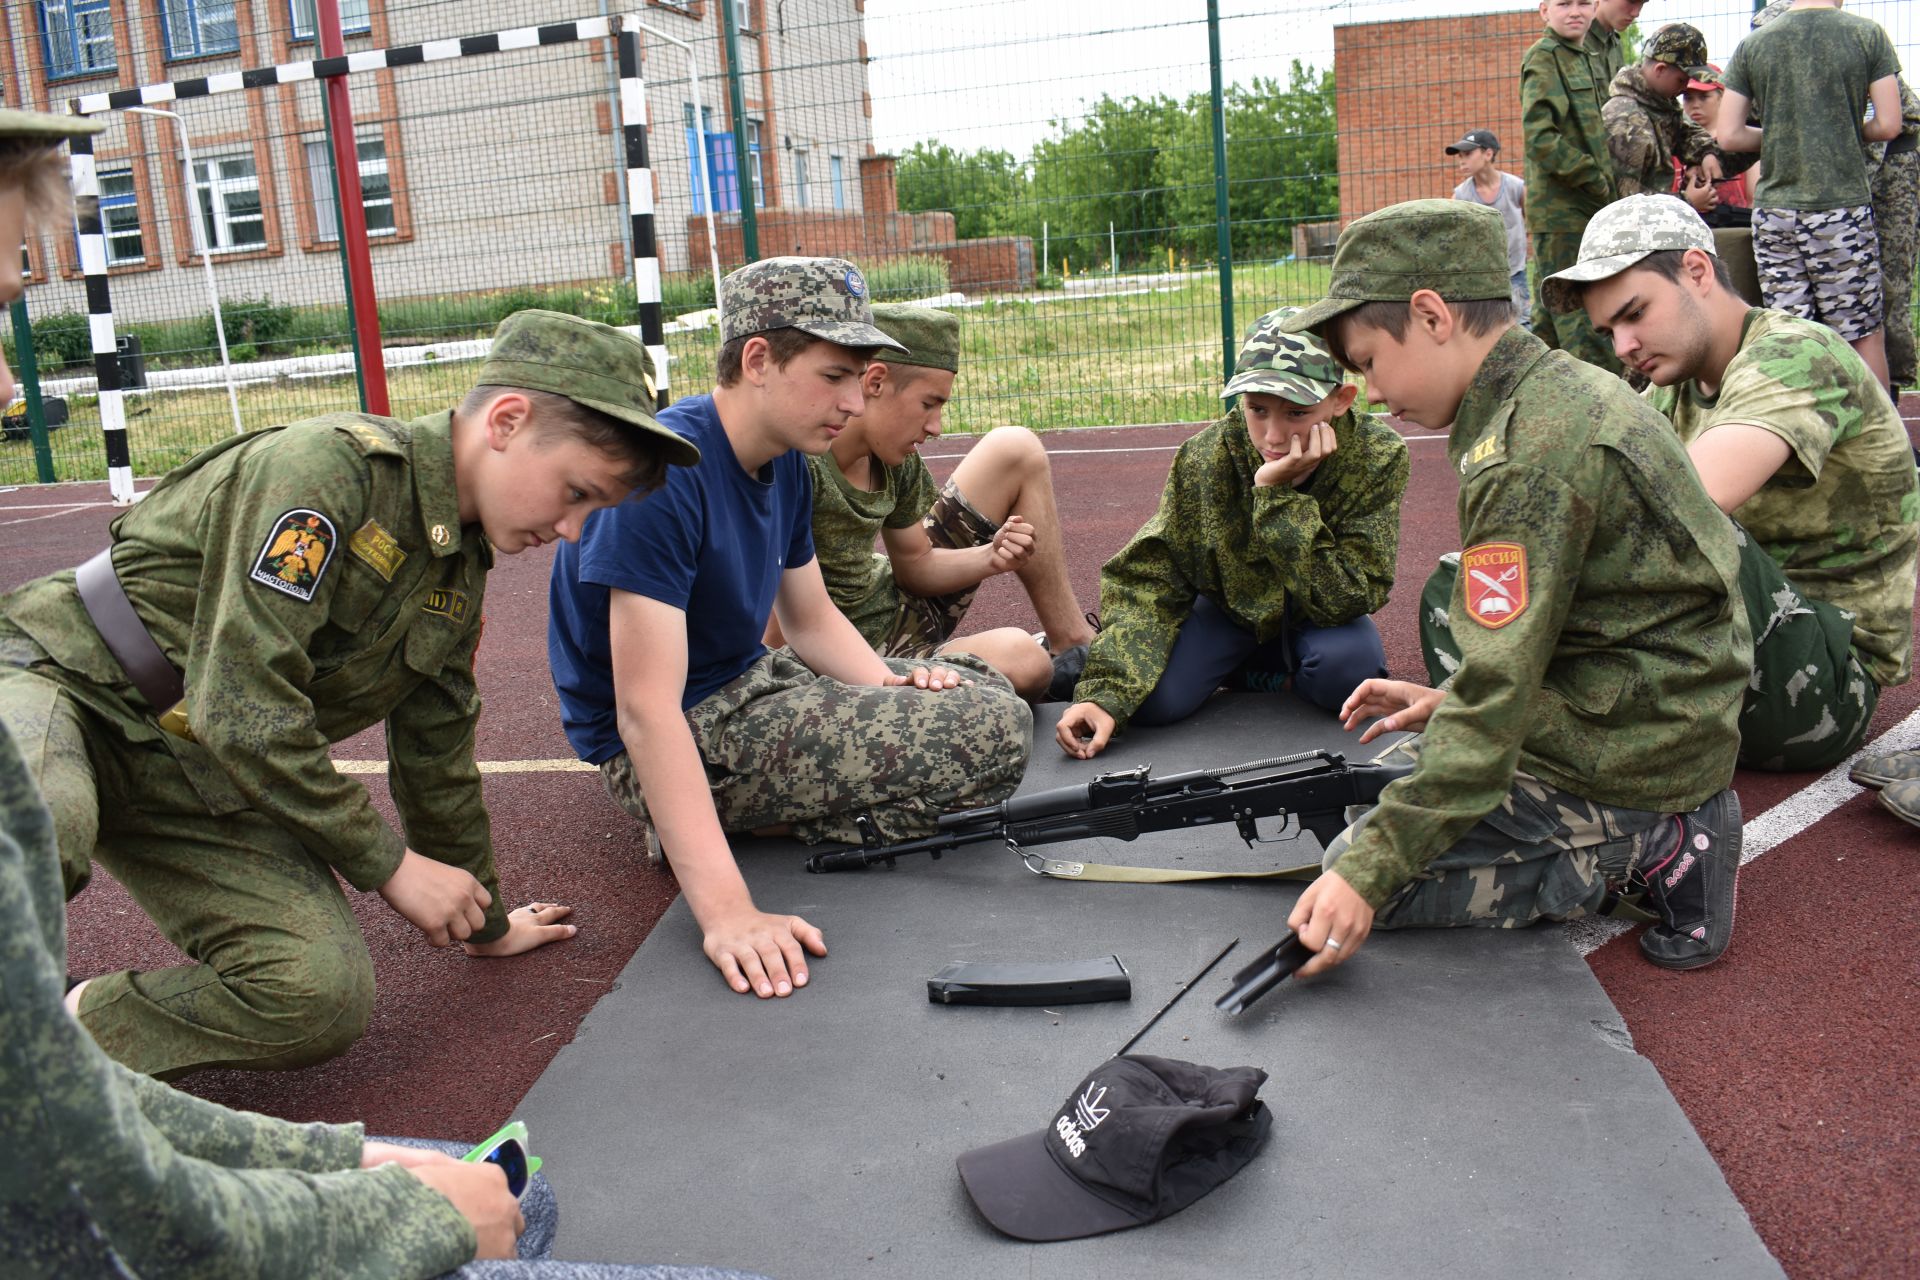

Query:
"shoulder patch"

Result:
[[250, 509, 338, 602], [348, 520, 407, 582], [1461, 542, 1528, 629]]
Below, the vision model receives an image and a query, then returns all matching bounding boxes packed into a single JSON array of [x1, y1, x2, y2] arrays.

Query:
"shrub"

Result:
[[861, 255, 950, 300], [19, 311, 94, 372], [210, 296, 296, 355]]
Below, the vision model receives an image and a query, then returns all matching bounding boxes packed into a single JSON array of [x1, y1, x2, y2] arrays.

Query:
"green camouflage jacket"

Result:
[[0, 411, 507, 939], [0, 718, 476, 1279], [1604, 64, 1719, 198], [1074, 408, 1408, 729], [1522, 30, 1618, 231], [1331, 329, 1749, 908], [1584, 20, 1625, 92]]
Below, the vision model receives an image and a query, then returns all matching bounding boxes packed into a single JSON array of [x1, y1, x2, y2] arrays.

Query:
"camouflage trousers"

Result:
[[873, 479, 1001, 660], [598, 647, 1032, 847], [0, 621, 374, 1079], [1870, 148, 1919, 387], [1529, 231, 1625, 377], [1419, 535, 1876, 772], [1321, 738, 1674, 929], [1752, 204, 1883, 343]]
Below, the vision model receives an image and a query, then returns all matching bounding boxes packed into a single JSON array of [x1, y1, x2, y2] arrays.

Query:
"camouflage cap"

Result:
[[1751, 0, 1793, 31], [1687, 63, 1725, 94], [719, 256, 909, 354], [871, 302, 961, 373], [1644, 23, 1710, 75], [1540, 194, 1716, 313], [0, 107, 104, 143], [1221, 307, 1344, 404], [479, 309, 701, 468], [1279, 199, 1513, 337]]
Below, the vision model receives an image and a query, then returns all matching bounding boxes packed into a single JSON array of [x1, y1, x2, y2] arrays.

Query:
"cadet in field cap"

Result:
[[1273, 196, 1749, 979], [1056, 302, 1406, 758], [1602, 22, 1729, 207], [1551, 192, 1917, 778], [550, 265, 1034, 1004], [795, 300, 1095, 702]]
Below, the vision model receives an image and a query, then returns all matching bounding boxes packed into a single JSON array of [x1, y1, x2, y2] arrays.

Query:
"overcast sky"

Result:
[[864, 0, 1920, 157]]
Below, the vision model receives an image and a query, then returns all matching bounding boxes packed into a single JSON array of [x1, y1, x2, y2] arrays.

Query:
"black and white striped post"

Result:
[[64, 13, 669, 501]]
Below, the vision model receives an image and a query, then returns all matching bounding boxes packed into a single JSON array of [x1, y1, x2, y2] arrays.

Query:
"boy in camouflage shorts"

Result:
[[1547, 195, 1917, 772], [1279, 199, 1750, 976], [1056, 308, 1407, 760], [547, 258, 1033, 1004], [789, 302, 1095, 700]]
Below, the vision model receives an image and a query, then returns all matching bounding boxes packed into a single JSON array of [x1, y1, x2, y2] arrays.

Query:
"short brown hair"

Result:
[[714, 328, 877, 387], [459, 385, 671, 495], [1322, 297, 1515, 372], [0, 139, 75, 225]]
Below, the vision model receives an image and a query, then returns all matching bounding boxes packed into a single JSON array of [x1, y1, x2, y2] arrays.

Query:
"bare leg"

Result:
[[937, 627, 1052, 700], [947, 426, 1094, 653], [1850, 329, 1891, 392]]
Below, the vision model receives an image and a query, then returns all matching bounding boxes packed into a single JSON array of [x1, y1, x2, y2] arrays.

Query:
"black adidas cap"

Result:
[[956, 1054, 1271, 1242]]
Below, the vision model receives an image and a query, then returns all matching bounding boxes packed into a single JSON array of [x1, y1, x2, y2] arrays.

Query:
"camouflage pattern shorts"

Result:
[[1752, 204, 1884, 341], [1321, 738, 1674, 930], [600, 647, 1031, 846], [875, 479, 1001, 660]]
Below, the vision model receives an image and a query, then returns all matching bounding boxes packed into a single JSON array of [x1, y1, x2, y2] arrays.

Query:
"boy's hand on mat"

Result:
[[988, 515, 1036, 574], [411, 1161, 525, 1260], [1340, 679, 1445, 744], [361, 1141, 458, 1170], [703, 907, 828, 998], [885, 665, 972, 691], [380, 849, 492, 947], [464, 902, 578, 957], [1287, 871, 1375, 980], [1056, 701, 1115, 759]]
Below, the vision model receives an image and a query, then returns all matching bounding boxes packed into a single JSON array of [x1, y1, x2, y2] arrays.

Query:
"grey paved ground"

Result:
[[518, 695, 1782, 1279]]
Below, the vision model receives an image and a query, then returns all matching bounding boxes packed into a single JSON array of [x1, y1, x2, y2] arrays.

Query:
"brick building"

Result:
[[1333, 9, 1542, 226]]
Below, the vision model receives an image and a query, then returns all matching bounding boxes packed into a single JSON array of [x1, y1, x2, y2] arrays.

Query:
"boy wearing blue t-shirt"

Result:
[[549, 257, 1033, 1001]]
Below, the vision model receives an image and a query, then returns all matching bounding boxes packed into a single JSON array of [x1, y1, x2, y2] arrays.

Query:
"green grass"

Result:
[[2, 258, 1337, 486]]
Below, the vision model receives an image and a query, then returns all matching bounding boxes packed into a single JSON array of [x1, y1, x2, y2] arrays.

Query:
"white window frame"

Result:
[[306, 137, 395, 241], [289, 0, 372, 41], [161, 0, 239, 60], [188, 153, 266, 253], [792, 149, 810, 209], [747, 118, 764, 209], [732, 0, 750, 32], [40, 0, 117, 80], [99, 166, 144, 265]]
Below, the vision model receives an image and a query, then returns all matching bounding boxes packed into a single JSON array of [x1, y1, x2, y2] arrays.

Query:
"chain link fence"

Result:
[[2, 1, 1915, 486]]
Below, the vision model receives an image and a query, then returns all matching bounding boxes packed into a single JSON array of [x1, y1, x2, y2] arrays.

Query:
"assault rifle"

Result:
[[804, 748, 1408, 875]]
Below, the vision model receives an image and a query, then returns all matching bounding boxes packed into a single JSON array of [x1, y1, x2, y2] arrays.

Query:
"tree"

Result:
[[896, 139, 1025, 242]]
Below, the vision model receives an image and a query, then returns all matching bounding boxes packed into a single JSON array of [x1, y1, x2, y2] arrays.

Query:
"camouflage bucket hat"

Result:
[[1644, 23, 1710, 75], [1222, 307, 1344, 404], [479, 309, 700, 468], [1280, 199, 1513, 337], [871, 302, 961, 373], [1541, 194, 1715, 313], [719, 256, 909, 354], [0, 107, 105, 142]]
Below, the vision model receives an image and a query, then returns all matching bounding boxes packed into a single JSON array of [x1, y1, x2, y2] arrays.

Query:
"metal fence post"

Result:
[[1207, 0, 1236, 383], [9, 299, 57, 483], [721, 4, 760, 262], [318, 0, 388, 415]]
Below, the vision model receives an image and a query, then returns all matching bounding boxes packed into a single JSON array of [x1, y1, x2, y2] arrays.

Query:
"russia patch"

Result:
[[250, 509, 338, 602], [348, 519, 406, 581], [1462, 541, 1527, 629]]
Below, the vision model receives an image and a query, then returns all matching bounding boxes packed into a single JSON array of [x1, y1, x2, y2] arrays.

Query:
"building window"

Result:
[[793, 150, 810, 209], [746, 119, 764, 208], [161, 0, 239, 60], [39, 0, 117, 80], [189, 154, 265, 252], [830, 154, 846, 210], [100, 167, 144, 264], [290, 0, 372, 40], [306, 138, 394, 240], [732, 0, 750, 31]]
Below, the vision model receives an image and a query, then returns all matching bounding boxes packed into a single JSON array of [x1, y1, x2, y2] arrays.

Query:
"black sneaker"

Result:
[[1047, 644, 1089, 702], [1636, 788, 1740, 971]]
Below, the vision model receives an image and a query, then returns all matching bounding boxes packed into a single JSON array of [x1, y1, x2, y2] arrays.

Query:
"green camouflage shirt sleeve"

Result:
[[1522, 38, 1616, 214], [1251, 413, 1408, 625], [0, 718, 477, 1280], [892, 453, 939, 529]]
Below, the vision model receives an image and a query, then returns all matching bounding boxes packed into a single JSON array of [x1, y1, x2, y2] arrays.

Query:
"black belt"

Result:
[[1887, 132, 1918, 158], [75, 548, 184, 714]]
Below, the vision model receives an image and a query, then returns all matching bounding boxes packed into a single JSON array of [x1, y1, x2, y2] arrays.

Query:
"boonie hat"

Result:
[[0, 107, 105, 142], [1541, 194, 1715, 313], [1445, 129, 1500, 155], [1280, 199, 1512, 337], [1644, 23, 1710, 77], [719, 255, 908, 354], [956, 1055, 1271, 1243], [1222, 307, 1344, 405], [480, 309, 700, 468], [871, 302, 960, 373]]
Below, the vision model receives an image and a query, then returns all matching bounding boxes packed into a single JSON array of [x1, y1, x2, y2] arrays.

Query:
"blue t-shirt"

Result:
[[547, 394, 816, 763]]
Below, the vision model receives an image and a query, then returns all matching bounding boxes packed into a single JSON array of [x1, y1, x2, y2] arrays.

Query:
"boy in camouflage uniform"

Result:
[[1056, 308, 1406, 760], [1582, 0, 1643, 89], [547, 258, 1033, 1004], [1278, 199, 1749, 975], [1603, 24, 1728, 205], [1716, 0, 1905, 388], [1547, 196, 1916, 773], [1522, 0, 1625, 374], [1, 302, 693, 1080], [792, 302, 1094, 700]]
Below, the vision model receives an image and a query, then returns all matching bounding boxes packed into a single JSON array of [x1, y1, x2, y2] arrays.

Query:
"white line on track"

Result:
[[1563, 703, 1920, 956], [0, 506, 95, 527]]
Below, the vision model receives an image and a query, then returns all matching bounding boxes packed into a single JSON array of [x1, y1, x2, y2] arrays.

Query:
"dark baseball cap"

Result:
[[956, 1055, 1271, 1243], [1445, 129, 1500, 155]]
